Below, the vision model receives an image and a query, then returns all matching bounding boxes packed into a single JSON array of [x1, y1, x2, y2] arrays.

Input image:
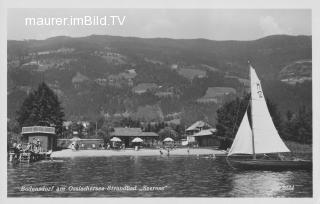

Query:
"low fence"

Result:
[[57, 139, 104, 150]]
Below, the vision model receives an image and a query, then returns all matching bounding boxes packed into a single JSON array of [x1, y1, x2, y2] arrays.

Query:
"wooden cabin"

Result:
[[21, 126, 57, 152], [110, 127, 159, 148]]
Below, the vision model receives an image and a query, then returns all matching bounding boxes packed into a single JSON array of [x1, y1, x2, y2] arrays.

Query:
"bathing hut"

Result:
[[21, 126, 57, 152], [191, 128, 220, 147]]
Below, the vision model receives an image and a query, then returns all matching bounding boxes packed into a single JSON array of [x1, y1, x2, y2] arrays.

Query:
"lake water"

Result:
[[7, 156, 312, 197]]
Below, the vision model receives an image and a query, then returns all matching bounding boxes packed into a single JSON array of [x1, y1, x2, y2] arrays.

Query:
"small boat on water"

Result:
[[226, 64, 312, 171]]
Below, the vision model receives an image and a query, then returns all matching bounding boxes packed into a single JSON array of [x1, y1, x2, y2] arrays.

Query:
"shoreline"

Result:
[[51, 148, 227, 158]]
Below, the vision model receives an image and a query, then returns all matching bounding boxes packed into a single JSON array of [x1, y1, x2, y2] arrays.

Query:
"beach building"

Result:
[[186, 121, 216, 146], [186, 121, 212, 135], [21, 126, 57, 152], [110, 127, 158, 148], [191, 128, 220, 147]]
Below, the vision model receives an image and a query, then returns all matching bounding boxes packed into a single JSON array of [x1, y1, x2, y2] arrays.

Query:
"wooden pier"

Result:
[[19, 152, 47, 163], [9, 148, 51, 163], [8, 125, 56, 163]]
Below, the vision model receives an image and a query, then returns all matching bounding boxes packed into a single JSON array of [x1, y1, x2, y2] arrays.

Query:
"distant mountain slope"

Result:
[[7, 35, 312, 124], [8, 34, 311, 76]]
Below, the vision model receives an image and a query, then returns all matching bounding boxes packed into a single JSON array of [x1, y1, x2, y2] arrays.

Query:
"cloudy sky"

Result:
[[7, 9, 311, 41]]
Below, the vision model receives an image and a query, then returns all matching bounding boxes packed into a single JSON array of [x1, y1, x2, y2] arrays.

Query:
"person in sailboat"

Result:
[[277, 153, 285, 161]]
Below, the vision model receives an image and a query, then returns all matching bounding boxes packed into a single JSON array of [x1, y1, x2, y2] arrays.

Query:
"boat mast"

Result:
[[249, 61, 256, 160]]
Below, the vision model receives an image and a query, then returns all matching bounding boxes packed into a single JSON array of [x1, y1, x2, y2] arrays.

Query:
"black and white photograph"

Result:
[[1, 0, 319, 202]]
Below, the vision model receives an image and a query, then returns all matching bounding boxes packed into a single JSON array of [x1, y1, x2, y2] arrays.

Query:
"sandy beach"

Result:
[[51, 148, 227, 158]]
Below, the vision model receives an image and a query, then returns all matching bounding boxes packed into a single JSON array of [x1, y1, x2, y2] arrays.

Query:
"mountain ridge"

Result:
[[7, 34, 312, 125]]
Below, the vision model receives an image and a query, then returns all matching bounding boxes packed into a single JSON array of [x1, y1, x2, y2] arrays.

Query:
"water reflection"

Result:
[[228, 171, 294, 197], [7, 156, 312, 197]]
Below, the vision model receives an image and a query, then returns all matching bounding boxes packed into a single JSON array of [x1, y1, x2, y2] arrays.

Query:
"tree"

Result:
[[216, 95, 250, 139], [297, 106, 312, 144], [16, 82, 65, 135], [70, 122, 85, 138], [97, 124, 114, 143], [120, 117, 141, 128], [216, 94, 283, 140], [158, 127, 178, 141], [7, 119, 20, 134], [282, 106, 312, 144]]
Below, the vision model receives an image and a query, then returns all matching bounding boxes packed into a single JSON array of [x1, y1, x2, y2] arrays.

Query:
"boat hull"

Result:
[[227, 158, 312, 171]]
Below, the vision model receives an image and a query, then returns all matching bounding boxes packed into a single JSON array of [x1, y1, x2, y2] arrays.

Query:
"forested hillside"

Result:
[[7, 34, 312, 127]]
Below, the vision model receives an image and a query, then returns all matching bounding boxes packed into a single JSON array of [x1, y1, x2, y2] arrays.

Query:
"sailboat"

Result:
[[226, 64, 312, 171]]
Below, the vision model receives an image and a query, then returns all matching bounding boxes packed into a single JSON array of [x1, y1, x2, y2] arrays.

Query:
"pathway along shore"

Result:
[[51, 148, 227, 158]]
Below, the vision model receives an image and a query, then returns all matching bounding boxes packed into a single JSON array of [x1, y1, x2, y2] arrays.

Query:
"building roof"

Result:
[[111, 127, 158, 137], [22, 126, 55, 135], [186, 121, 212, 131], [192, 128, 217, 137], [139, 132, 159, 137]]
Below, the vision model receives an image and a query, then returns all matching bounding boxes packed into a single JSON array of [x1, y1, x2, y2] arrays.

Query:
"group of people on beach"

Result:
[[70, 142, 80, 151], [29, 138, 42, 152], [159, 145, 178, 156], [69, 142, 127, 151], [12, 138, 42, 153], [10, 138, 42, 160]]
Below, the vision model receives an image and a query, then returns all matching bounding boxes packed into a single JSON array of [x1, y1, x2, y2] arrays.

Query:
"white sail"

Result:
[[250, 66, 290, 154], [228, 111, 253, 156]]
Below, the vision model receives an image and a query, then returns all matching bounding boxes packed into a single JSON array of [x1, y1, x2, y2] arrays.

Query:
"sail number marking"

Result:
[[256, 83, 263, 98]]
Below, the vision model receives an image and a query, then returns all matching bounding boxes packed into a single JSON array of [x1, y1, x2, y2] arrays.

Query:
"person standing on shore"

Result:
[[159, 147, 163, 156], [70, 143, 75, 151]]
